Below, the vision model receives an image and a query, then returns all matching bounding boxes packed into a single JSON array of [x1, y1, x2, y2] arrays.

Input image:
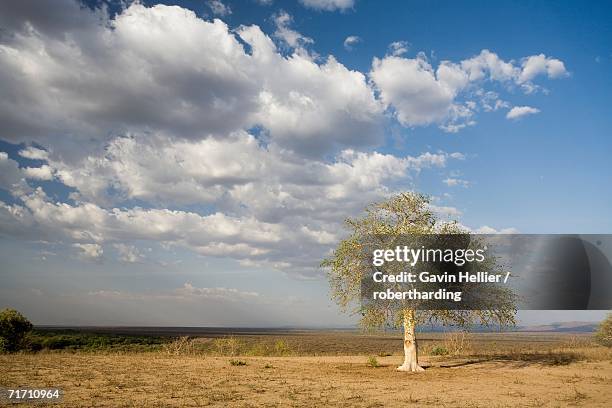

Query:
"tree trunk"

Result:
[[397, 309, 424, 372]]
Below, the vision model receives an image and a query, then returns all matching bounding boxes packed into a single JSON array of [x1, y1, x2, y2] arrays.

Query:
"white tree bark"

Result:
[[397, 309, 424, 372]]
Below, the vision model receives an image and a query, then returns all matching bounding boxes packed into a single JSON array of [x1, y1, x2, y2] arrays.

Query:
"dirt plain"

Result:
[[1, 332, 610, 407]]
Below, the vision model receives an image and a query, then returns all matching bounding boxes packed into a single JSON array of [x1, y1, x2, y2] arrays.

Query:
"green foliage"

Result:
[[594, 313, 612, 347], [0, 308, 33, 352], [26, 329, 166, 352], [367, 355, 379, 367], [322, 192, 517, 331], [430, 346, 449, 356], [274, 339, 290, 355], [162, 336, 197, 355], [213, 336, 243, 356]]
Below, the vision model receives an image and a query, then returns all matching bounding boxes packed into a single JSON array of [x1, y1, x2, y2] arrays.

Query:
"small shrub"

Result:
[[247, 342, 270, 356], [214, 337, 242, 356], [0, 308, 33, 352], [594, 313, 612, 347], [162, 336, 196, 356], [444, 331, 470, 355], [229, 359, 247, 366], [430, 346, 449, 356], [377, 352, 392, 357], [264, 363, 274, 369], [274, 339, 291, 356], [367, 355, 379, 367]]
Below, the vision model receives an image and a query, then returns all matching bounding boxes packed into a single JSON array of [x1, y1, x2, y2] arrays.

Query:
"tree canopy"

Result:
[[595, 313, 612, 347], [322, 192, 517, 330], [0, 308, 33, 352]]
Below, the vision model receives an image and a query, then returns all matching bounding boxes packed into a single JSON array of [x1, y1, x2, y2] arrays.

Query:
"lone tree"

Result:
[[0, 308, 33, 352], [594, 313, 612, 347], [323, 193, 516, 372]]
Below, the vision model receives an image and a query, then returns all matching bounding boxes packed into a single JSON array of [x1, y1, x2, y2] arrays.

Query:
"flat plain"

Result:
[[1, 331, 610, 407]]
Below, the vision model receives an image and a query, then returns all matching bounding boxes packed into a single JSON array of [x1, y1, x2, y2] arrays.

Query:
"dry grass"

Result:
[[1, 332, 610, 407]]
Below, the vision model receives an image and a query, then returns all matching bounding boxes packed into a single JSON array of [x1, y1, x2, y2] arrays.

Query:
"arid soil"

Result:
[[1, 333, 610, 407], [2, 353, 611, 407]]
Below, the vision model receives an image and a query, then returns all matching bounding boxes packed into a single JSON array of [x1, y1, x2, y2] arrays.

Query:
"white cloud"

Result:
[[343, 35, 361, 50], [506, 106, 540, 120], [73, 243, 103, 260], [19, 147, 49, 161], [207, 0, 232, 16], [370, 49, 566, 131], [23, 165, 54, 180], [0, 139, 464, 276], [272, 11, 313, 48], [460, 50, 518, 82], [478, 90, 510, 112], [473, 225, 520, 234], [299, 0, 354, 11], [429, 204, 462, 218], [461, 51, 567, 94], [0, 1, 570, 279], [41, 131, 460, 209], [177, 283, 260, 301], [518, 54, 568, 84], [113, 243, 143, 263], [0, 2, 567, 159], [239, 24, 384, 156], [51, 132, 265, 205], [371, 54, 466, 128], [88, 283, 261, 302], [388, 41, 409, 56], [443, 178, 470, 187], [449, 152, 466, 160], [0, 2, 382, 158]]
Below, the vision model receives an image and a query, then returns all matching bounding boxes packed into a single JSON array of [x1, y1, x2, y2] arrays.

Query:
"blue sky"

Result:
[[0, 0, 610, 326]]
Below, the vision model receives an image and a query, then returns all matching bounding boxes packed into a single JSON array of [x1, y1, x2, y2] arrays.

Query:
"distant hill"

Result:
[[414, 321, 600, 333], [516, 321, 599, 333]]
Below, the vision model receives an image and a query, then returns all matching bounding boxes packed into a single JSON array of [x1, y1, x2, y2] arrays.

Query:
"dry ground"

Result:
[[1, 333, 611, 407]]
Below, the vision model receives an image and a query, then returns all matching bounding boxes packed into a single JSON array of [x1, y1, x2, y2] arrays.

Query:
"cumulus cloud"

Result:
[[0, 2, 566, 157], [18, 147, 49, 161], [518, 54, 568, 84], [343, 35, 361, 50], [23, 165, 54, 180], [0, 1, 568, 277], [370, 49, 565, 131], [0, 138, 464, 274], [299, 0, 354, 11], [0, 2, 382, 158], [37, 131, 461, 210], [506, 106, 540, 120], [371, 54, 467, 128]]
